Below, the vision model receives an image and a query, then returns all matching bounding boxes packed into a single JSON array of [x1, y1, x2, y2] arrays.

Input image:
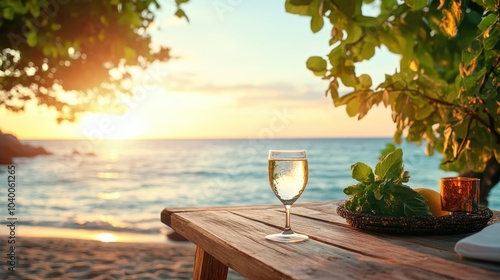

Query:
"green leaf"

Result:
[[393, 129, 403, 145], [344, 185, 359, 195], [374, 148, 404, 181], [415, 105, 434, 120], [344, 96, 361, 117], [380, 32, 401, 54], [462, 39, 482, 66], [311, 15, 324, 33], [360, 42, 376, 60], [476, 0, 498, 11], [483, 22, 500, 50], [26, 31, 37, 47], [463, 67, 486, 93], [358, 74, 372, 89], [306, 56, 327, 76], [340, 67, 357, 87], [351, 162, 374, 183], [328, 47, 345, 74], [345, 22, 362, 44], [285, 0, 315, 16], [478, 13, 497, 31], [3, 7, 15, 20], [395, 186, 432, 216], [174, 9, 189, 22], [335, 92, 356, 106]]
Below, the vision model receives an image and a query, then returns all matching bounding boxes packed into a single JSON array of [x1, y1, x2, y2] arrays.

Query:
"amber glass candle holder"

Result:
[[440, 177, 480, 213]]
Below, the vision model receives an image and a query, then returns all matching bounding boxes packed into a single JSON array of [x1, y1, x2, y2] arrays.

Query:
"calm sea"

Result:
[[4, 138, 500, 237]]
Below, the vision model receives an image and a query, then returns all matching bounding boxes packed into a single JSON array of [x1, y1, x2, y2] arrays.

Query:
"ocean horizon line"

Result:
[[22, 136, 395, 141]]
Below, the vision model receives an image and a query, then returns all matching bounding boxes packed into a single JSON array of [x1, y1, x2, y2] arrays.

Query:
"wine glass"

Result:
[[266, 150, 309, 243]]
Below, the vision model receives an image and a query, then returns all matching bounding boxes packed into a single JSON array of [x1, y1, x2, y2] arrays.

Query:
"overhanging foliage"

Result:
[[287, 0, 499, 174]]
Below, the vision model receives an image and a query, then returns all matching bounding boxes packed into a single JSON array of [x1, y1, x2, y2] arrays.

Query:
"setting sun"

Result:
[[96, 233, 118, 243]]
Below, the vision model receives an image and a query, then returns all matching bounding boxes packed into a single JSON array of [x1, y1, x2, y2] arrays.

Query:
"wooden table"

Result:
[[161, 200, 500, 280]]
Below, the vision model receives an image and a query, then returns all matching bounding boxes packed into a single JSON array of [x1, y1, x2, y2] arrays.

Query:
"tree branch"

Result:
[[442, 117, 473, 165], [394, 87, 500, 144], [478, 50, 500, 95]]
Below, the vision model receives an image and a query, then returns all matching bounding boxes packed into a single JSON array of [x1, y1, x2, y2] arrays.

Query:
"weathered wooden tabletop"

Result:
[[161, 200, 500, 280]]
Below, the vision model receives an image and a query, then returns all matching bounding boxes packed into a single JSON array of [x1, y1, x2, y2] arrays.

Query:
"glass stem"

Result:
[[283, 204, 294, 235]]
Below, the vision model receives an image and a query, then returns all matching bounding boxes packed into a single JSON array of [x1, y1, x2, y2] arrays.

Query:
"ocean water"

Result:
[[3, 138, 500, 237]]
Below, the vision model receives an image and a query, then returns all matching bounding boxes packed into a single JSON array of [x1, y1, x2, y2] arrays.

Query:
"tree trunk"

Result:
[[459, 156, 500, 206]]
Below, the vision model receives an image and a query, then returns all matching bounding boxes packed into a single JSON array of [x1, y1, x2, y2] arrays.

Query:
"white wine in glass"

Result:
[[266, 150, 309, 243]]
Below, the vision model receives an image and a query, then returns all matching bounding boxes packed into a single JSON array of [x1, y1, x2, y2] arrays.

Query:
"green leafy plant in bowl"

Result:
[[343, 148, 432, 217]]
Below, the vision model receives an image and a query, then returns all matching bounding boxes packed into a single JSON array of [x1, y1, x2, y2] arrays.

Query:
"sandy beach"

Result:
[[1, 235, 245, 279]]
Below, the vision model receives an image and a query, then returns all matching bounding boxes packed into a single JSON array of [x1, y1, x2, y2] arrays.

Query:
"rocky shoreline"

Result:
[[0, 130, 51, 164]]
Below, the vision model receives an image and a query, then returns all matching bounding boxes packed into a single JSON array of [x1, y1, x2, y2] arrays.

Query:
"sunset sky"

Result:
[[1, 1, 401, 140]]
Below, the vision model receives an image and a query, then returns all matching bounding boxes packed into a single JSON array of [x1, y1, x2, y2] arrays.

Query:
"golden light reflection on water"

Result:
[[97, 172, 120, 179], [98, 192, 121, 200], [96, 232, 117, 242]]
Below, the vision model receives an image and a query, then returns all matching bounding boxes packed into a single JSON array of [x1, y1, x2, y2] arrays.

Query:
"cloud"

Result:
[[161, 72, 332, 107]]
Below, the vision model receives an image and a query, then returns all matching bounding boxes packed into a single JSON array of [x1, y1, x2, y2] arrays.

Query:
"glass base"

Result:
[[265, 232, 308, 243]]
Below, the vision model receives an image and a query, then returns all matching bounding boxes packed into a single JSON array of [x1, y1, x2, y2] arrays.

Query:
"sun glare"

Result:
[[80, 113, 147, 140], [96, 232, 117, 242]]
